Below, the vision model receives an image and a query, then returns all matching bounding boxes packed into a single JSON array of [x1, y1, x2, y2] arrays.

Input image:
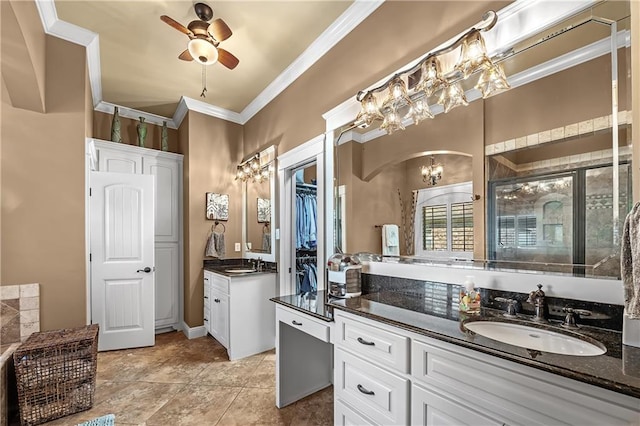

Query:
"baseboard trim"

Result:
[[181, 321, 207, 339]]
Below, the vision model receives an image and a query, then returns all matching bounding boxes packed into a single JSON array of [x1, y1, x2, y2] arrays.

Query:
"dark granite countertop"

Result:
[[328, 291, 640, 399], [271, 291, 333, 322], [204, 266, 276, 278], [203, 258, 277, 278]]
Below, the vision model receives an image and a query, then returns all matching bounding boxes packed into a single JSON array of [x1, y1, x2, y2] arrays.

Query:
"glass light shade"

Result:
[[380, 107, 404, 135], [475, 63, 510, 98], [407, 97, 433, 125], [355, 92, 384, 127], [456, 30, 491, 78], [383, 77, 412, 109], [416, 57, 445, 97], [188, 38, 219, 65], [438, 82, 468, 113]]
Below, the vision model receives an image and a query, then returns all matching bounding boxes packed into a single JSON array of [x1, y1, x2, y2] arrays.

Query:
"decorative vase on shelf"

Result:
[[110, 107, 122, 143], [161, 121, 169, 151], [137, 117, 147, 148]]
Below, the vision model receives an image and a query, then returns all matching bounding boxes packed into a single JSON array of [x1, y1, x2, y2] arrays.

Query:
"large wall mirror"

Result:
[[332, 0, 632, 280], [243, 146, 276, 262]]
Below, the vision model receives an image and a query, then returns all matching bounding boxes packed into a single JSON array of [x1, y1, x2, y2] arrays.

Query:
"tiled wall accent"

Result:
[[0, 284, 40, 345], [485, 110, 631, 156]]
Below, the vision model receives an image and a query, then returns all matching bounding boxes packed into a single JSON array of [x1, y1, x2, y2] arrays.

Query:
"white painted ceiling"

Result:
[[54, 0, 354, 118]]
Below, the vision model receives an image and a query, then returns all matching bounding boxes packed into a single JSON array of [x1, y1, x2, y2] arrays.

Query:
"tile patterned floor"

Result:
[[35, 331, 333, 425]]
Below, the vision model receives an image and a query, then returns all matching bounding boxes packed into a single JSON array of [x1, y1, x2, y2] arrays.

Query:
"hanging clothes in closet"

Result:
[[296, 185, 317, 250], [296, 257, 318, 295]]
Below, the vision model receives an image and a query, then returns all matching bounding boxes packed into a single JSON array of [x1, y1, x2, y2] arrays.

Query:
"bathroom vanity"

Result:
[[203, 268, 276, 360]]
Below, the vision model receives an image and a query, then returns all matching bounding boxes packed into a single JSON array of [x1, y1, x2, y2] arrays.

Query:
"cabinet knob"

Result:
[[357, 384, 375, 396], [214, 298, 221, 303], [357, 337, 375, 346], [204, 296, 209, 299], [204, 277, 208, 281]]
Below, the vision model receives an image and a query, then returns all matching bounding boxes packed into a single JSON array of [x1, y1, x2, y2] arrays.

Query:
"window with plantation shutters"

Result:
[[451, 202, 473, 252], [423, 204, 447, 250], [414, 182, 474, 259]]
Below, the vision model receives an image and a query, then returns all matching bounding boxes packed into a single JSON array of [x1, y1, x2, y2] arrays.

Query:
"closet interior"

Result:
[[295, 166, 318, 295]]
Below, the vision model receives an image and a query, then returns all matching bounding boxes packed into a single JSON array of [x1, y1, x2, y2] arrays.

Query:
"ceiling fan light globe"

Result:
[[188, 38, 218, 65]]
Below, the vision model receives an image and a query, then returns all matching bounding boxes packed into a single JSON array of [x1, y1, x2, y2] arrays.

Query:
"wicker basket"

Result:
[[13, 324, 99, 426]]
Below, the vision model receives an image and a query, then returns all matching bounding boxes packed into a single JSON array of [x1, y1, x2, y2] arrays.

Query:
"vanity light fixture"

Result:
[[354, 10, 510, 134], [421, 156, 443, 186], [235, 153, 261, 182]]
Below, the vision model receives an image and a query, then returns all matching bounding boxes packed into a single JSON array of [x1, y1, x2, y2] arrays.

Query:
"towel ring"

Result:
[[212, 221, 226, 233]]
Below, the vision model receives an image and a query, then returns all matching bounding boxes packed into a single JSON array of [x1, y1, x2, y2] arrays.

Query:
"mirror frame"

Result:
[[323, 0, 630, 278], [243, 146, 277, 262]]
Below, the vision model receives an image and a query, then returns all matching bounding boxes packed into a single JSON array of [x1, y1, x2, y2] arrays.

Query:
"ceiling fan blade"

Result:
[[217, 48, 239, 69], [161, 15, 193, 37], [178, 49, 193, 61], [208, 18, 232, 42]]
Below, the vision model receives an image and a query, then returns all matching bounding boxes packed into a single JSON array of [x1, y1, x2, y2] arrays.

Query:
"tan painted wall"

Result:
[[1, 36, 88, 330], [93, 111, 179, 153], [182, 111, 243, 327]]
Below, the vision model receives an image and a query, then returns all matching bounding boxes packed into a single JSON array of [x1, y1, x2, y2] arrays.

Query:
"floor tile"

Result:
[[146, 384, 241, 425], [289, 385, 333, 425], [192, 356, 263, 387], [246, 359, 276, 388], [217, 387, 296, 426]]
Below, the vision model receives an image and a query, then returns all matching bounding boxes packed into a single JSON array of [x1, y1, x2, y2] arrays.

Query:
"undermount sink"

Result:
[[463, 320, 606, 356], [224, 268, 257, 273]]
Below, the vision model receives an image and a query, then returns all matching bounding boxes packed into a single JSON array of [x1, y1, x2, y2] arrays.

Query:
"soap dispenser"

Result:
[[459, 276, 481, 314]]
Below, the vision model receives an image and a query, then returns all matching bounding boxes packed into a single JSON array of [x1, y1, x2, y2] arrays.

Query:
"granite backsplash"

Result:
[[361, 273, 623, 332]]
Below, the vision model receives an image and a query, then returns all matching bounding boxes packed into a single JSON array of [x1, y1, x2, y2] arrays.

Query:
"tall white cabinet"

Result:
[[90, 139, 183, 331]]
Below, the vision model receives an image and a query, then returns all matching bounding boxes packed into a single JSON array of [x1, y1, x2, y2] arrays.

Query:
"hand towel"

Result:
[[205, 233, 218, 257], [621, 202, 640, 319], [382, 224, 400, 256], [214, 232, 226, 258], [262, 233, 271, 252]]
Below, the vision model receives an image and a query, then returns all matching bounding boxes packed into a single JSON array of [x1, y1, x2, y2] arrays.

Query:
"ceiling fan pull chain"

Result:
[[200, 65, 207, 98]]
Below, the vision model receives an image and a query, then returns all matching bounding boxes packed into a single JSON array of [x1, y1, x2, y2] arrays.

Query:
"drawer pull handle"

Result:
[[357, 384, 375, 396], [204, 296, 209, 299], [204, 318, 208, 322], [204, 278, 208, 281], [292, 320, 303, 326], [214, 298, 221, 303], [357, 337, 375, 346]]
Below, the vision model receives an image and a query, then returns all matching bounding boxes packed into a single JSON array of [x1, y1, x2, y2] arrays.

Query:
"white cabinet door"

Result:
[[96, 146, 144, 174], [210, 288, 229, 348], [154, 243, 179, 328], [412, 383, 503, 426], [204, 273, 211, 334], [144, 157, 180, 243]]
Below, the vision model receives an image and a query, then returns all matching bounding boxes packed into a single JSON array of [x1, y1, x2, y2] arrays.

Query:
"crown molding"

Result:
[[240, 0, 385, 123], [181, 96, 244, 124], [35, 0, 383, 130]]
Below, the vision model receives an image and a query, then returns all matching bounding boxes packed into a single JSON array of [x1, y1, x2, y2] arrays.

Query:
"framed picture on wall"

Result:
[[257, 198, 270, 223], [206, 193, 229, 220]]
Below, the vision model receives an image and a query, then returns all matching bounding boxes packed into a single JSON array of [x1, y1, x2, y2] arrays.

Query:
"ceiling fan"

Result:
[[161, 2, 239, 70]]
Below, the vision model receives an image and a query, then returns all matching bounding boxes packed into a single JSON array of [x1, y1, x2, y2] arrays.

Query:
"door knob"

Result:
[[137, 267, 152, 273]]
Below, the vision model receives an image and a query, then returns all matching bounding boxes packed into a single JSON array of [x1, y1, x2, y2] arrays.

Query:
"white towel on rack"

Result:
[[382, 224, 400, 256], [621, 202, 640, 319]]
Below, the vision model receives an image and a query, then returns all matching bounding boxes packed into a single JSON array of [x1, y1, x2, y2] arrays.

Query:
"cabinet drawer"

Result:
[[277, 305, 330, 343], [335, 399, 377, 426], [412, 383, 503, 426], [210, 274, 230, 294], [336, 313, 409, 373], [335, 348, 409, 425]]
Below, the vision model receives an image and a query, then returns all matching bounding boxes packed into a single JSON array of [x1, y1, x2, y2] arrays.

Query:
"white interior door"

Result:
[[90, 171, 155, 351]]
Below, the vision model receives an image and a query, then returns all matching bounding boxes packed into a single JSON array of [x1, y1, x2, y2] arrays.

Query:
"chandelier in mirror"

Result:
[[355, 10, 509, 134], [421, 156, 443, 186]]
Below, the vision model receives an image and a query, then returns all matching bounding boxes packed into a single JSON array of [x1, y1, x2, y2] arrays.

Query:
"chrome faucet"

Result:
[[256, 257, 263, 272], [527, 284, 548, 322]]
